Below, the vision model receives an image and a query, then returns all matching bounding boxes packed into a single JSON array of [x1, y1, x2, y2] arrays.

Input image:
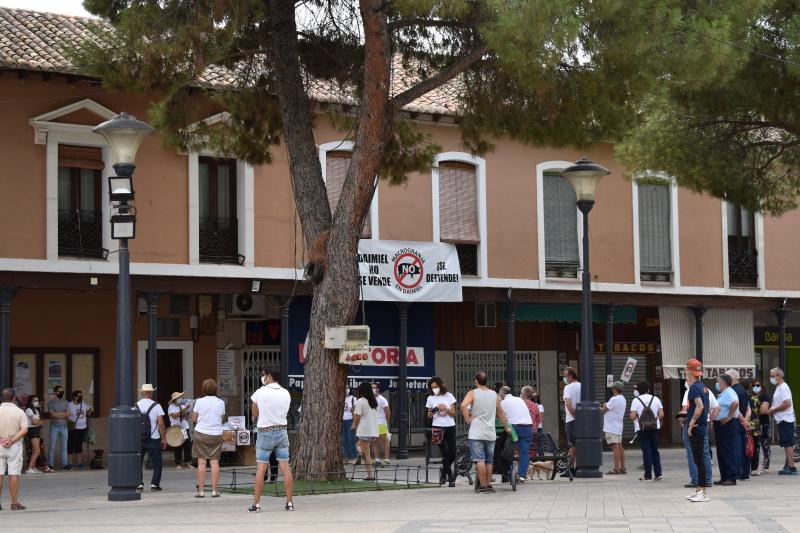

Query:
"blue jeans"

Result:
[[48, 423, 69, 467], [683, 423, 712, 485], [514, 424, 533, 478], [638, 429, 662, 478], [140, 438, 163, 487], [341, 419, 357, 460]]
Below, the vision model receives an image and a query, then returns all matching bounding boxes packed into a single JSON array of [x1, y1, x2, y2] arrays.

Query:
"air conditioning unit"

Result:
[[226, 294, 267, 317]]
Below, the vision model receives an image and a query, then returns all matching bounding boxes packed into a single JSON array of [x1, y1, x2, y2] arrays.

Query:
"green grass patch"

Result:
[[223, 479, 439, 497]]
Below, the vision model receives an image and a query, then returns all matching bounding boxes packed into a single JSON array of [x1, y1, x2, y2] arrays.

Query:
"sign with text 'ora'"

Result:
[[358, 240, 463, 302]]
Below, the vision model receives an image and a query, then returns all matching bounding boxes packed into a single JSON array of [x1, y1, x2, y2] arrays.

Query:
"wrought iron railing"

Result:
[[728, 247, 758, 285], [545, 260, 579, 278], [58, 209, 107, 259], [199, 217, 244, 265]]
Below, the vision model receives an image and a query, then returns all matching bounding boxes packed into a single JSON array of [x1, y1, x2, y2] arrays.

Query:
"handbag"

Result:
[[745, 430, 755, 458], [431, 427, 444, 446]]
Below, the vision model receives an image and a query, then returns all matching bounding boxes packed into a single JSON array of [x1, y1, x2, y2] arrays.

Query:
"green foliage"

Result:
[[617, 0, 800, 215]]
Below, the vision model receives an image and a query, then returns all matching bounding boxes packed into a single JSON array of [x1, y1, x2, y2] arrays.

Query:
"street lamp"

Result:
[[560, 157, 609, 479], [93, 112, 154, 502]]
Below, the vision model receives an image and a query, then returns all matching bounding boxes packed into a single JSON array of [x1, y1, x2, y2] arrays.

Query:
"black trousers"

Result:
[[691, 426, 711, 487], [173, 435, 192, 465], [436, 426, 457, 481]]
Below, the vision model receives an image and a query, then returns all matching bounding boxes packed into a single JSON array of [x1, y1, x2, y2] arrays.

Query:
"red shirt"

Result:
[[523, 398, 541, 431]]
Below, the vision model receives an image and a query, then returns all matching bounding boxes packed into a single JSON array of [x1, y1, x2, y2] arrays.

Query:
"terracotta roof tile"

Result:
[[0, 7, 462, 115]]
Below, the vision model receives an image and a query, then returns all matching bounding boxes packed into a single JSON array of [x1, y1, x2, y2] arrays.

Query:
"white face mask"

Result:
[[753, 386, 762, 394], [633, 390, 640, 397], [261, 376, 267, 386], [770, 377, 778, 386], [432, 387, 441, 396], [32, 401, 40, 408]]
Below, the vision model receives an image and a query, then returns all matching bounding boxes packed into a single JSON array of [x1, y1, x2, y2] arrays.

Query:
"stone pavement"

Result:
[[1, 447, 799, 532]]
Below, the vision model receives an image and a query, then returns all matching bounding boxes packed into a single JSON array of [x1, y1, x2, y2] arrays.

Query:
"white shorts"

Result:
[[0, 441, 23, 475], [605, 432, 623, 445]]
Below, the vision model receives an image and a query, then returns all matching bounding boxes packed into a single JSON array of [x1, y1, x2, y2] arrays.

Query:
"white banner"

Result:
[[358, 240, 462, 302]]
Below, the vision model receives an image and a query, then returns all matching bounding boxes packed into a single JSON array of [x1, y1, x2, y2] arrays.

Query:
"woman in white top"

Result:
[[167, 391, 194, 470], [352, 382, 379, 481], [426, 377, 457, 487], [25, 395, 43, 473], [191, 379, 226, 498]]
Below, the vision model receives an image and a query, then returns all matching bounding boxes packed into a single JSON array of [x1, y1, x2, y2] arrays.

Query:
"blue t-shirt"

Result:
[[716, 387, 738, 417], [687, 381, 710, 431]]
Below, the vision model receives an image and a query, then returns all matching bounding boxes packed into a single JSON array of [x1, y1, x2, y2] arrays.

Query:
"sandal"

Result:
[[618, 469, 627, 474], [195, 492, 205, 498], [11, 503, 26, 510], [606, 469, 620, 475]]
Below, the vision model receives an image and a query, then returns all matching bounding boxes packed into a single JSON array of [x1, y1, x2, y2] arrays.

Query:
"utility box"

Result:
[[324, 325, 370, 350]]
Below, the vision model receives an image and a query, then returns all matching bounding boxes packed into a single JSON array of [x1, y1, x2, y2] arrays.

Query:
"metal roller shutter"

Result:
[[593, 354, 650, 443]]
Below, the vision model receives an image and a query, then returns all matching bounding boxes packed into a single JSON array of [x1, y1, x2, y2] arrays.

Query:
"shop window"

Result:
[[57, 145, 107, 259], [727, 203, 758, 286], [157, 318, 181, 337], [325, 150, 371, 238], [169, 294, 191, 315], [638, 181, 672, 282], [439, 161, 479, 276], [199, 157, 242, 264], [11, 350, 98, 410], [475, 302, 497, 328], [543, 172, 579, 278]]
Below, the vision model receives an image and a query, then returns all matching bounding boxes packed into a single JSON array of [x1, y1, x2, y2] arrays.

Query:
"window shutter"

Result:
[[439, 162, 479, 244], [58, 145, 104, 170], [326, 151, 371, 237], [638, 182, 672, 277], [543, 174, 579, 273]]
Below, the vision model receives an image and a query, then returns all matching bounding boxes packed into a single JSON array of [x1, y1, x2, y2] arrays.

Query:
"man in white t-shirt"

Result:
[[500, 387, 534, 482], [561, 367, 581, 476], [601, 382, 626, 474], [137, 384, 166, 491], [768, 367, 797, 475], [249, 370, 294, 512], [371, 383, 391, 467], [629, 381, 664, 480], [67, 390, 93, 469]]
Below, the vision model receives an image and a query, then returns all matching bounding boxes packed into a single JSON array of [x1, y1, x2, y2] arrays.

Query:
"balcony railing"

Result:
[[200, 217, 244, 265], [545, 260, 579, 279], [58, 209, 107, 259], [729, 247, 758, 286]]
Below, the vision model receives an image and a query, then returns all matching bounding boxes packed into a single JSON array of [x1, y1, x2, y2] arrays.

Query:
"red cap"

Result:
[[686, 358, 703, 377]]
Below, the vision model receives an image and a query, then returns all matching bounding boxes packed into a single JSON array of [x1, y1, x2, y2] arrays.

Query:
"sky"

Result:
[[0, 0, 94, 17]]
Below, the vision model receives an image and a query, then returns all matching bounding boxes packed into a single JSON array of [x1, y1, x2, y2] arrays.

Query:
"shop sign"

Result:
[[300, 343, 424, 367], [595, 342, 659, 354], [358, 240, 462, 302], [288, 374, 431, 392], [754, 327, 798, 346], [667, 366, 756, 380]]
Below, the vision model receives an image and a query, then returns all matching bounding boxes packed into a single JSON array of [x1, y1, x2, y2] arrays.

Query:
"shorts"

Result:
[[68, 428, 86, 454], [27, 426, 41, 440], [468, 439, 495, 464], [0, 441, 23, 475], [565, 421, 576, 447], [378, 423, 389, 436], [605, 432, 622, 445], [256, 430, 290, 463], [777, 420, 795, 448], [358, 436, 376, 442]]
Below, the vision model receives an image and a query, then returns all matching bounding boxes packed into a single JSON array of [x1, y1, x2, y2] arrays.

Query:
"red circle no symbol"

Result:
[[394, 252, 424, 289]]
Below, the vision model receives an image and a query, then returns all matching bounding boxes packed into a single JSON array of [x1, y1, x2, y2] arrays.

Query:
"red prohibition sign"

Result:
[[394, 252, 424, 289]]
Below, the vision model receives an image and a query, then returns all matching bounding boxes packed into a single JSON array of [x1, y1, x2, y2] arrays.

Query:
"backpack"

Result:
[[636, 396, 658, 431], [140, 402, 158, 440]]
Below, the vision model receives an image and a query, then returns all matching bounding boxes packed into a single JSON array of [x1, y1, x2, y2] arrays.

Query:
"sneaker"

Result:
[[176, 465, 184, 470], [485, 485, 496, 493], [45, 466, 55, 473], [382, 459, 390, 467], [78, 464, 85, 470], [751, 470, 762, 476], [684, 483, 698, 488], [779, 468, 798, 476], [136, 484, 144, 491], [689, 492, 710, 503], [686, 490, 699, 500], [284, 501, 295, 511], [151, 484, 162, 491], [63, 464, 73, 471], [248, 503, 261, 513], [28, 468, 42, 474]]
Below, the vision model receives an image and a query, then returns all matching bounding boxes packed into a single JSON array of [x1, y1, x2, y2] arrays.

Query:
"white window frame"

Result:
[[29, 99, 117, 262], [431, 151, 487, 279], [631, 174, 681, 287], [721, 200, 765, 290], [318, 141, 379, 238], [536, 161, 581, 283]]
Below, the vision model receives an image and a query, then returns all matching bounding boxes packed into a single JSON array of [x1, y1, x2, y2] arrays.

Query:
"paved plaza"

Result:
[[1, 448, 799, 532]]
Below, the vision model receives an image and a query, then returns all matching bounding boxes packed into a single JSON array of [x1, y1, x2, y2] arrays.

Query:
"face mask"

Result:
[[562, 377, 569, 385], [432, 387, 440, 395], [261, 376, 267, 386], [76, 395, 83, 402], [715, 383, 721, 392], [770, 377, 778, 386], [633, 390, 640, 397], [753, 386, 762, 394], [33, 401, 40, 408], [372, 389, 378, 396], [533, 396, 540, 404], [56, 392, 64, 398]]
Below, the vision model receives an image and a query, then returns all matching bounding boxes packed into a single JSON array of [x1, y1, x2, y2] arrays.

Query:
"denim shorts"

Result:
[[777, 421, 795, 448], [256, 430, 290, 462], [468, 439, 495, 464]]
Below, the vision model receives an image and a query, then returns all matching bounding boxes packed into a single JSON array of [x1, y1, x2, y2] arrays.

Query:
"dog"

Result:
[[527, 460, 554, 480]]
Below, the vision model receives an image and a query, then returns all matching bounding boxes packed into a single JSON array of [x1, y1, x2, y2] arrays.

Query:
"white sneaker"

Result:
[[29, 468, 42, 474], [686, 490, 699, 500], [689, 492, 710, 502], [751, 470, 762, 476]]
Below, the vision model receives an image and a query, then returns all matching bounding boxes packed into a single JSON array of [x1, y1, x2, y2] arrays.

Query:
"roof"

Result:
[[0, 7, 461, 115]]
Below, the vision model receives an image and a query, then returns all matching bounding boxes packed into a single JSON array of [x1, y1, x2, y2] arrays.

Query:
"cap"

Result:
[[686, 359, 703, 378], [611, 381, 625, 391], [170, 391, 185, 402], [141, 384, 156, 392]]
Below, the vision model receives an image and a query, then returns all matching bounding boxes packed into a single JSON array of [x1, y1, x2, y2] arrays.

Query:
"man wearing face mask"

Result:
[[561, 367, 581, 477], [767, 367, 796, 475], [67, 390, 92, 470], [46, 386, 70, 472], [680, 377, 719, 489]]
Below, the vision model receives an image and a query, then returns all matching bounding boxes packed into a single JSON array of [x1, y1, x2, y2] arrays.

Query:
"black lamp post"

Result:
[[560, 157, 609, 479], [93, 112, 154, 502]]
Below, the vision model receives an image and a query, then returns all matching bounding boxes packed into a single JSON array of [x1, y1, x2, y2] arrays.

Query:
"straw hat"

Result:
[[170, 391, 185, 402], [141, 384, 156, 392]]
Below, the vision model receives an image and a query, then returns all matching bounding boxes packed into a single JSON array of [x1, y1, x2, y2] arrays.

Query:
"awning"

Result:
[[505, 304, 637, 324], [660, 307, 755, 379]]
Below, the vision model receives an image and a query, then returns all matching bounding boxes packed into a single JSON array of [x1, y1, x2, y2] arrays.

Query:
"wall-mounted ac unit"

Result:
[[226, 294, 267, 317]]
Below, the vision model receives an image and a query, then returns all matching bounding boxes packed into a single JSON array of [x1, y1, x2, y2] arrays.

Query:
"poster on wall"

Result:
[[358, 240, 462, 302], [47, 360, 64, 398], [14, 361, 31, 396], [217, 350, 236, 396]]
